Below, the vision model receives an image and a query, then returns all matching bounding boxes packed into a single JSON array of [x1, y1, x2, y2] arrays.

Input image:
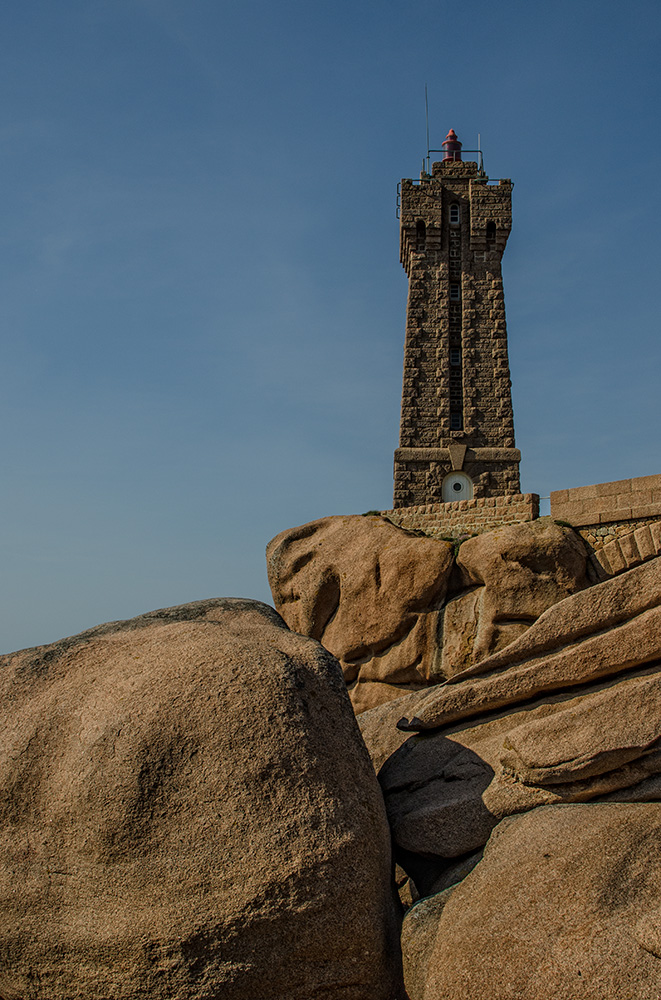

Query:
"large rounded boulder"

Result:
[[410, 803, 661, 1000], [0, 599, 404, 999], [267, 515, 454, 713]]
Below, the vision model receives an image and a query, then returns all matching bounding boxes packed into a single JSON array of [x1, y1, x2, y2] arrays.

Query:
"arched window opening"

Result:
[[442, 471, 473, 502], [415, 219, 426, 252], [486, 221, 496, 248], [449, 203, 460, 225]]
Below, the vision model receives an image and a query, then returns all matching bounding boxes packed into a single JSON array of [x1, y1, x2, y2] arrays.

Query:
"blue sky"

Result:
[[1, 0, 660, 652]]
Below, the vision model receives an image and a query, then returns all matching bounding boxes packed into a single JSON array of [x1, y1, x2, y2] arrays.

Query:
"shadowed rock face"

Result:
[[0, 599, 405, 1000], [267, 516, 589, 712]]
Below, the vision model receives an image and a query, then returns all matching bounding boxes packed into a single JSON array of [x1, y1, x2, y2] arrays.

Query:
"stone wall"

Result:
[[576, 517, 661, 552], [550, 474, 661, 528], [381, 493, 539, 539]]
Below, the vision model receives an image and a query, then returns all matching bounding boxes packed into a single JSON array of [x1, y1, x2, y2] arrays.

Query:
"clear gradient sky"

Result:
[[1, 0, 660, 652]]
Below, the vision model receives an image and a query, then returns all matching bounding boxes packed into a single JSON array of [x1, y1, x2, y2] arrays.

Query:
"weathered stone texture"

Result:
[[382, 492, 539, 538], [394, 555, 661, 734], [415, 804, 661, 1000], [267, 516, 587, 713], [354, 551, 661, 996], [0, 599, 405, 999], [266, 515, 454, 714], [354, 554, 661, 875]]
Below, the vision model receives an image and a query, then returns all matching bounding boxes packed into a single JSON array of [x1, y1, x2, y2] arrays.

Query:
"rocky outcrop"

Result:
[[446, 518, 588, 670], [265, 514, 661, 997], [3, 509, 661, 998], [0, 599, 404, 1000], [267, 515, 588, 712], [396, 554, 661, 732], [361, 671, 661, 868], [406, 803, 661, 1000], [356, 556, 661, 870], [267, 515, 455, 713]]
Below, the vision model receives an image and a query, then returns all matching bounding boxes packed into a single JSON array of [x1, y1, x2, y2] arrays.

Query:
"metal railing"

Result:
[[426, 147, 484, 173]]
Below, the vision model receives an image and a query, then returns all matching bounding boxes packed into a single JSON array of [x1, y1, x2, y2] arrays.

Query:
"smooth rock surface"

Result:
[[416, 803, 661, 1000], [0, 599, 404, 999], [500, 670, 661, 784], [400, 889, 455, 1000], [267, 515, 454, 712]]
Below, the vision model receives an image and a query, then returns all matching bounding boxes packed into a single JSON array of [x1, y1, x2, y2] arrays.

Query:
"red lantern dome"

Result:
[[441, 129, 462, 162]]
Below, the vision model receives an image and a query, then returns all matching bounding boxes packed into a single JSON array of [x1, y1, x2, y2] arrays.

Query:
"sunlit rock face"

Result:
[[267, 515, 589, 712], [0, 598, 405, 1000], [267, 514, 454, 712]]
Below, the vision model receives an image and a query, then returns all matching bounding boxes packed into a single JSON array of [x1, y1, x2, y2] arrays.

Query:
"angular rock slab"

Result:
[[0, 599, 404, 1000], [358, 558, 661, 863], [415, 803, 661, 1000], [398, 555, 661, 732], [372, 672, 661, 861]]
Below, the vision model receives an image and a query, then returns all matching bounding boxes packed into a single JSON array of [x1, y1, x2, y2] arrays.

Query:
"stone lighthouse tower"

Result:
[[393, 130, 521, 508]]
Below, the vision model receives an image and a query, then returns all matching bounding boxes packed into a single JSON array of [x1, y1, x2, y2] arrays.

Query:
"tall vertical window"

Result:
[[449, 203, 460, 225], [415, 219, 426, 252], [486, 220, 496, 248]]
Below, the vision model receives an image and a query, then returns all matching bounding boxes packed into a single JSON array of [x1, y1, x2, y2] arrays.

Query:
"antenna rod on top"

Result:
[[478, 132, 482, 171], [425, 84, 430, 174]]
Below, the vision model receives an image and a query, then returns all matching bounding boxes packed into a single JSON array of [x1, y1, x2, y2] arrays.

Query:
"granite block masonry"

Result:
[[394, 131, 520, 508], [381, 493, 539, 540]]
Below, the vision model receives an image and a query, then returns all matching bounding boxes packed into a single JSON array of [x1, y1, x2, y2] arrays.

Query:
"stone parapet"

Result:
[[551, 474, 661, 527], [381, 493, 539, 539]]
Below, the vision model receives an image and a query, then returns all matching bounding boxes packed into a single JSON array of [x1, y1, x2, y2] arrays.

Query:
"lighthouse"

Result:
[[394, 131, 520, 507]]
